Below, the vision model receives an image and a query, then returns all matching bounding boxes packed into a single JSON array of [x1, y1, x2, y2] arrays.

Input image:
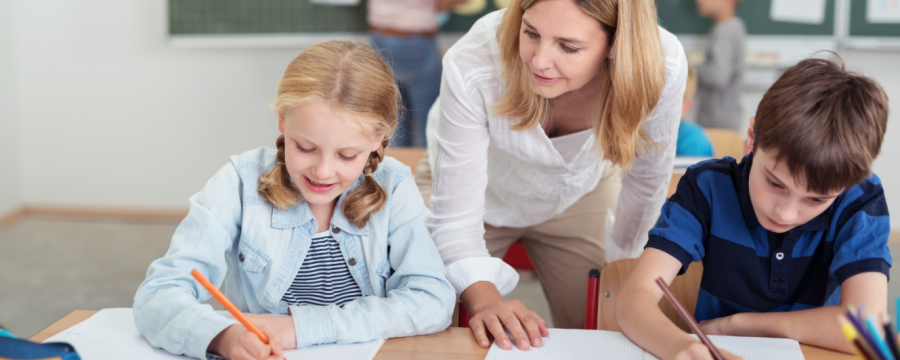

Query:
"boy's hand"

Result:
[[209, 324, 285, 360], [698, 315, 734, 336], [673, 340, 743, 360]]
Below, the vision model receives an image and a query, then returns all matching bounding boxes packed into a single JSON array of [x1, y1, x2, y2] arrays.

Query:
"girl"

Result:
[[134, 41, 455, 360]]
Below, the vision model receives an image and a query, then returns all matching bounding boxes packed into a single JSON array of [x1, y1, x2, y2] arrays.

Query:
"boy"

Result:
[[695, 0, 745, 132], [616, 56, 890, 360]]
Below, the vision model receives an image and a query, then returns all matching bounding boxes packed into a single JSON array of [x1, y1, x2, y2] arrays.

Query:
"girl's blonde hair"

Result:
[[494, 0, 666, 169], [258, 40, 399, 229]]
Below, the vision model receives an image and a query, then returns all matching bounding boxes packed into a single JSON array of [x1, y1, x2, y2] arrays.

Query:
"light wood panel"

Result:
[[33, 310, 855, 359]]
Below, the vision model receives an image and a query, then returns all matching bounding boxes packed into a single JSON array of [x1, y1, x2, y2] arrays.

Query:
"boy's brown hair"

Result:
[[753, 55, 889, 194]]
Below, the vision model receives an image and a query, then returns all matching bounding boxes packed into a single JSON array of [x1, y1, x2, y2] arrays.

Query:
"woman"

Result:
[[417, 0, 687, 351]]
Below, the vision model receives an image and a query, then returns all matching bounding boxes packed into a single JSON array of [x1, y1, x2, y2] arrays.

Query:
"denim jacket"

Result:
[[133, 147, 455, 360]]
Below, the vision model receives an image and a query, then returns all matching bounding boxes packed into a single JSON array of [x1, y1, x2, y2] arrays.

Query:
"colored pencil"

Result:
[[842, 316, 872, 360], [884, 313, 900, 360], [847, 307, 889, 360], [866, 315, 895, 360], [656, 277, 725, 360], [191, 269, 269, 344]]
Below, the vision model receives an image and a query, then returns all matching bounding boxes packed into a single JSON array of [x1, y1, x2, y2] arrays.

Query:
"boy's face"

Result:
[[747, 147, 843, 233], [278, 100, 384, 214]]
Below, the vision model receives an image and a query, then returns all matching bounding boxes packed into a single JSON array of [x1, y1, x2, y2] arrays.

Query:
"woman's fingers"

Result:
[[484, 315, 512, 349], [516, 310, 544, 347], [468, 317, 492, 348], [498, 307, 530, 350]]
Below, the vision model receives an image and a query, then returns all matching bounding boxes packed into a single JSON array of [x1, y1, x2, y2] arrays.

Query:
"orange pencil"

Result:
[[191, 269, 269, 344]]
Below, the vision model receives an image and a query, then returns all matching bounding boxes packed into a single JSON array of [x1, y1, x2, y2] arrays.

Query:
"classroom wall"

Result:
[[0, 0, 22, 217], [5, 0, 900, 230], [11, 0, 289, 209], [839, 50, 900, 229]]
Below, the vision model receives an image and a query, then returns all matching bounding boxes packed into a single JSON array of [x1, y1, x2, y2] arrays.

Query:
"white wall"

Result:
[[12, 0, 294, 209], [5, 0, 900, 230], [839, 50, 900, 230], [0, 0, 22, 216]]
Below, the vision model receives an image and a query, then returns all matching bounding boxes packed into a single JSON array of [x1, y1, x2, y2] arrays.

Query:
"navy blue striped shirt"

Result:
[[647, 154, 891, 322], [281, 232, 362, 307]]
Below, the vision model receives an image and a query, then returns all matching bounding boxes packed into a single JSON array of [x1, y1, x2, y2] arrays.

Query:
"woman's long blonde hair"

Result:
[[258, 40, 399, 229], [494, 0, 665, 169]]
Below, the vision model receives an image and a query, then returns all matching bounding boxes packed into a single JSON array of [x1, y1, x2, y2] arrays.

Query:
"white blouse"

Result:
[[424, 9, 688, 297]]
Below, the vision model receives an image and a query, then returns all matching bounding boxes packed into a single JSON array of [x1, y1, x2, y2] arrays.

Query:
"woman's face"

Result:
[[519, 0, 611, 100]]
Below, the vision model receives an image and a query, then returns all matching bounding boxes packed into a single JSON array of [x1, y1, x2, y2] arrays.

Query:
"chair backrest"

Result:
[[384, 147, 426, 176], [596, 258, 704, 333], [703, 128, 747, 160]]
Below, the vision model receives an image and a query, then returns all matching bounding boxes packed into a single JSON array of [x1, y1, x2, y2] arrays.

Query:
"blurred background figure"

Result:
[[694, 0, 745, 132], [676, 65, 714, 157], [368, 0, 466, 147]]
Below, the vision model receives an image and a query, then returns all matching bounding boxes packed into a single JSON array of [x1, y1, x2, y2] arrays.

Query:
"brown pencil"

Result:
[[656, 277, 725, 360]]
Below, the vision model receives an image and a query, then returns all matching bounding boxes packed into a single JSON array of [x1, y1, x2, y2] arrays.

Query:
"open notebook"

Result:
[[484, 329, 805, 360], [43, 308, 385, 360]]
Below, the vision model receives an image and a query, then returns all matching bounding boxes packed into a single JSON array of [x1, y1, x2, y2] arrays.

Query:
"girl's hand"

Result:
[[468, 299, 549, 350], [673, 340, 743, 360], [209, 324, 285, 360], [243, 314, 298, 350]]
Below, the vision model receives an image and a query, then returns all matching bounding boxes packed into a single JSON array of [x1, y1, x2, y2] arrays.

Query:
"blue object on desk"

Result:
[[0, 328, 16, 338], [0, 336, 81, 360]]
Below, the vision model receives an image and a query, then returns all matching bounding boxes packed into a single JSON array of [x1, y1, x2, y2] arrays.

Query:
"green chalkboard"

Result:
[[655, 0, 835, 36], [168, 0, 493, 35], [849, 0, 900, 37]]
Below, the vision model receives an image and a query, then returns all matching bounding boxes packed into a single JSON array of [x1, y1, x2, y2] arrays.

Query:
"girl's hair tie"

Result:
[[365, 173, 374, 177], [277, 162, 285, 165]]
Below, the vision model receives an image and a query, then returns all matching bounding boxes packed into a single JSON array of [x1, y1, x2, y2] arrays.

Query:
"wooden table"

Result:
[[32, 311, 854, 359]]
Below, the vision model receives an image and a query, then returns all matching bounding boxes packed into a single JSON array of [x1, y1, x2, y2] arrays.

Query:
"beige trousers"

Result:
[[415, 156, 622, 328]]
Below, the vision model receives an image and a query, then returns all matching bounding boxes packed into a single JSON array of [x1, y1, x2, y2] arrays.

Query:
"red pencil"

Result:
[[191, 269, 269, 344], [656, 277, 725, 360]]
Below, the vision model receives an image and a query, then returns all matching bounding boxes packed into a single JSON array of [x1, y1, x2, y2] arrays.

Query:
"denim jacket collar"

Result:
[[270, 175, 370, 236]]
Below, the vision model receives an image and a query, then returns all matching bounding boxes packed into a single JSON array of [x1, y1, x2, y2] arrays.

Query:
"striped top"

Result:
[[647, 154, 891, 322], [281, 231, 362, 307]]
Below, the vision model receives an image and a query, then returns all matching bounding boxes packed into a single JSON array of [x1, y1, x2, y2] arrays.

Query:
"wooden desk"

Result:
[[32, 311, 853, 359]]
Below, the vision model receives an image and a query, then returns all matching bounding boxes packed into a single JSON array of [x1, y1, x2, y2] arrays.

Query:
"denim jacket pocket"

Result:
[[375, 258, 392, 297], [237, 237, 271, 273]]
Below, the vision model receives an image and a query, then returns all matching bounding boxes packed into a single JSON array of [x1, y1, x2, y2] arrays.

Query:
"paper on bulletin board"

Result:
[[770, 0, 826, 24], [310, 0, 360, 6], [868, 0, 900, 23]]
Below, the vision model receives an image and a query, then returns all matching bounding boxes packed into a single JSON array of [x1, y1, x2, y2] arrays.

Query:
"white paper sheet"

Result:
[[484, 329, 804, 360], [868, 0, 900, 24], [770, 0, 826, 24], [44, 308, 385, 360]]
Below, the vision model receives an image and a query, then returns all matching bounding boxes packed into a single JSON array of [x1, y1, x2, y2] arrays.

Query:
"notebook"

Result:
[[483, 328, 804, 360], [43, 308, 385, 360]]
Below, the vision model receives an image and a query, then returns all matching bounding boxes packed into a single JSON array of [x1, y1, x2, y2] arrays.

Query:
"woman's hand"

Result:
[[461, 281, 549, 350], [208, 324, 285, 360], [672, 340, 743, 360]]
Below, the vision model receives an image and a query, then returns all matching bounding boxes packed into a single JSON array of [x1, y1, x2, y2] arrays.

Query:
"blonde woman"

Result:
[[417, 0, 688, 350], [134, 41, 455, 360]]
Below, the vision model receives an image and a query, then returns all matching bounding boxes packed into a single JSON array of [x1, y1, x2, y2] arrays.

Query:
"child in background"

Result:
[[677, 65, 714, 157], [134, 41, 455, 360], [694, 0, 745, 132], [616, 56, 890, 359]]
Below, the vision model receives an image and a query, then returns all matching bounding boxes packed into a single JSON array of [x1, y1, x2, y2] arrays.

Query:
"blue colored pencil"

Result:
[[866, 315, 895, 360], [847, 306, 890, 360]]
